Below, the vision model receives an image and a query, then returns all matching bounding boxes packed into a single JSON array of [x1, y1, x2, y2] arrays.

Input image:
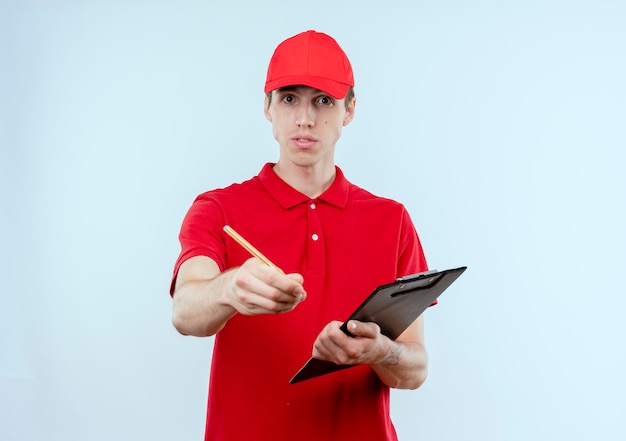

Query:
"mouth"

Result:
[[291, 136, 318, 148], [292, 135, 317, 142]]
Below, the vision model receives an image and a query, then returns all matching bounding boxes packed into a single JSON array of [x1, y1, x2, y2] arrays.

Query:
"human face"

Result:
[[264, 86, 355, 172]]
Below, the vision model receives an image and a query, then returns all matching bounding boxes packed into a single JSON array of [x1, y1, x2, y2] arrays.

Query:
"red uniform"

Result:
[[172, 163, 428, 441]]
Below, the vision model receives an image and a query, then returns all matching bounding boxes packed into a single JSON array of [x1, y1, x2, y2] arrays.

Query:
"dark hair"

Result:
[[266, 86, 355, 110]]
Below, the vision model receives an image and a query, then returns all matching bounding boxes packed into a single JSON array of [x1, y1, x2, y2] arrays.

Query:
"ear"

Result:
[[342, 97, 356, 126], [264, 95, 272, 122]]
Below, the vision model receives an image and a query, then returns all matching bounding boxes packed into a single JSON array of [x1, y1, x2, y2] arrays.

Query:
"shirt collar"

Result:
[[258, 163, 349, 210]]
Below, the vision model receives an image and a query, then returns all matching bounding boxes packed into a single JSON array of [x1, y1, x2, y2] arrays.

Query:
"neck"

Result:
[[273, 161, 336, 199]]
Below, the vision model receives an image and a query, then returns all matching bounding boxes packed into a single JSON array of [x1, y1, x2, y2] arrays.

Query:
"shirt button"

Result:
[[310, 202, 316, 209], [311, 233, 319, 241]]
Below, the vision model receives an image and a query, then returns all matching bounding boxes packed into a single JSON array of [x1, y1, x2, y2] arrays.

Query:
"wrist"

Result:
[[378, 341, 403, 366]]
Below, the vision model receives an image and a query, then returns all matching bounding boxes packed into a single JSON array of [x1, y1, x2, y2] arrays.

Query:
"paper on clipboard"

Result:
[[289, 266, 467, 384]]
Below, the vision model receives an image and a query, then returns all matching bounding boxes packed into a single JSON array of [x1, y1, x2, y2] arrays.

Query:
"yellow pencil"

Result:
[[223, 225, 285, 274]]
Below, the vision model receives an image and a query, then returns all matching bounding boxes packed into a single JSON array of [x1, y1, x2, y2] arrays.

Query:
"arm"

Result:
[[171, 255, 306, 337], [312, 316, 428, 389]]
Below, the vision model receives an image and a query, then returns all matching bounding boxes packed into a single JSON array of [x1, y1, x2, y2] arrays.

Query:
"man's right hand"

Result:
[[171, 255, 305, 336], [223, 257, 306, 315]]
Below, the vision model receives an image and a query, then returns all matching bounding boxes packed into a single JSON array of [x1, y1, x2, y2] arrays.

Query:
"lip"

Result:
[[291, 135, 318, 149]]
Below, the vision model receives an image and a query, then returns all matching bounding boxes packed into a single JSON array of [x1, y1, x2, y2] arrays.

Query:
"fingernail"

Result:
[[294, 287, 306, 302]]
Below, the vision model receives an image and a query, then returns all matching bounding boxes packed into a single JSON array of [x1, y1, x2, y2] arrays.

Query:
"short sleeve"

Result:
[[169, 194, 227, 295], [397, 206, 428, 276]]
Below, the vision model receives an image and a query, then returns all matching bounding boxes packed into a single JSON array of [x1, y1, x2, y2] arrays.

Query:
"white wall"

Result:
[[2, 1, 625, 440]]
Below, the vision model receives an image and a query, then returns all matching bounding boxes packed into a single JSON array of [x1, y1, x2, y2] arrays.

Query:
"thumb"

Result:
[[346, 320, 379, 337]]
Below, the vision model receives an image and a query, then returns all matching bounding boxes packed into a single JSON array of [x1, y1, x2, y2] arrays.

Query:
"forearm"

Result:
[[171, 272, 237, 337], [171, 256, 306, 337], [370, 340, 428, 390], [313, 318, 429, 389]]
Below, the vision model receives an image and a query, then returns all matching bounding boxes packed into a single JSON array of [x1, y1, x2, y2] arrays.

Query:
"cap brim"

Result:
[[265, 75, 351, 100]]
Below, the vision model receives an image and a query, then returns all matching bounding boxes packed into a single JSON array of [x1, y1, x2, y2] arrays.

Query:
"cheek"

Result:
[[271, 122, 280, 140]]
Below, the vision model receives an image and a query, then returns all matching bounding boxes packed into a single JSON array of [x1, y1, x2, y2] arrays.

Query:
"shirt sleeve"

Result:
[[397, 206, 436, 306], [397, 206, 428, 276], [169, 194, 227, 295]]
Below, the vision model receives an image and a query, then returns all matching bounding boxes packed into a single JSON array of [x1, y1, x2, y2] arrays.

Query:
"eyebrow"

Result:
[[276, 85, 326, 95]]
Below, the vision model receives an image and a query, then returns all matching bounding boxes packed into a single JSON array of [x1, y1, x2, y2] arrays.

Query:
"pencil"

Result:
[[223, 225, 285, 274]]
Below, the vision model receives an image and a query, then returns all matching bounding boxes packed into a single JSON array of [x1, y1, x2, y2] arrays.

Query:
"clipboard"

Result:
[[289, 266, 467, 384]]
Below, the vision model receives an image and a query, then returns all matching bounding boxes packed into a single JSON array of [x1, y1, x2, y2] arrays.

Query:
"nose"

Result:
[[295, 102, 315, 128]]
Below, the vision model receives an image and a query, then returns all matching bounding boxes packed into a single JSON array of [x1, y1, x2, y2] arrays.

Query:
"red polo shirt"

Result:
[[172, 163, 428, 441]]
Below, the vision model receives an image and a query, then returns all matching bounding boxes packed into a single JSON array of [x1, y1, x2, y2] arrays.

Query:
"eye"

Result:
[[317, 96, 333, 106], [281, 94, 295, 104]]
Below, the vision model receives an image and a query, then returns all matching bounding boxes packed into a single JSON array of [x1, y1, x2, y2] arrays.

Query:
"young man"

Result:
[[171, 30, 429, 441]]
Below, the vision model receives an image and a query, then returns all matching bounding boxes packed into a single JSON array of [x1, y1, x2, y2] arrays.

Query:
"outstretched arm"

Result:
[[171, 255, 306, 337]]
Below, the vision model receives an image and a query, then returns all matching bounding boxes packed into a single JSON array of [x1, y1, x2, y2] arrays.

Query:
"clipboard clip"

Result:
[[390, 275, 441, 297], [395, 269, 439, 282]]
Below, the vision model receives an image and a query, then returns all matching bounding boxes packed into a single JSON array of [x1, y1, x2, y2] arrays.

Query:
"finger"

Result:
[[314, 322, 351, 362], [238, 292, 299, 314], [313, 333, 344, 362], [239, 261, 304, 301], [285, 272, 304, 285], [247, 260, 306, 301], [271, 272, 306, 301], [247, 276, 305, 306], [234, 283, 304, 315], [232, 272, 303, 314]]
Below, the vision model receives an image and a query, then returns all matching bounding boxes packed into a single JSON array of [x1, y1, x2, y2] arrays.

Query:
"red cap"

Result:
[[264, 30, 354, 99]]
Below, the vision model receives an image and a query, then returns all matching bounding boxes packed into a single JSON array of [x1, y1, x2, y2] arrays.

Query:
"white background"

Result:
[[2, 1, 625, 440]]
